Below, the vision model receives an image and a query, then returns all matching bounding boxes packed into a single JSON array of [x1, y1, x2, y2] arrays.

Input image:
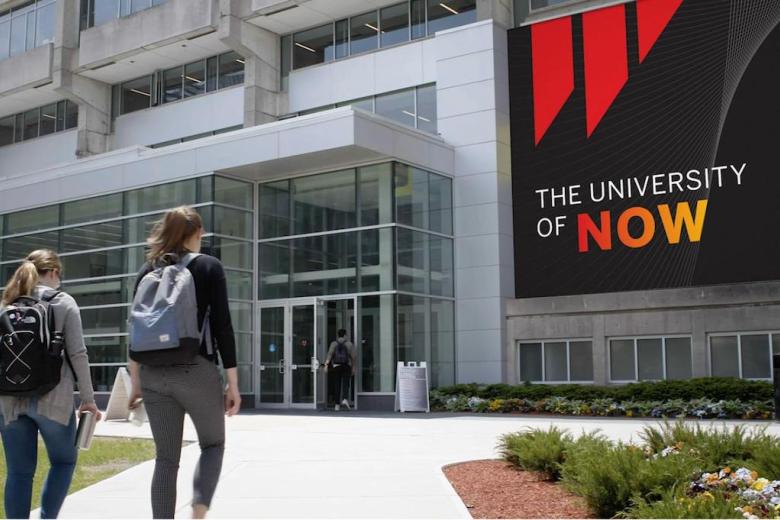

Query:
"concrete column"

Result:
[[477, 0, 514, 29], [219, 0, 280, 127], [691, 309, 708, 378], [52, 0, 111, 157], [592, 314, 607, 384]]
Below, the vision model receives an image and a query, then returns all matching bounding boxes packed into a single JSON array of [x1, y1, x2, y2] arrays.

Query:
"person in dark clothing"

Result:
[[127, 206, 240, 519], [324, 329, 356, 411]]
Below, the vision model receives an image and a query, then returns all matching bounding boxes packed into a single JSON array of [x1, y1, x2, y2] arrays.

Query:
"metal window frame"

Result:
[[516, 338, 594, 384], [607, 334, 692, 383], [708, 331, 777, 381]]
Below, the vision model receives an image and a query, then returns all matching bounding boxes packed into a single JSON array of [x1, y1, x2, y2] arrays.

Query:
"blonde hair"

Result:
[[2, 249, 62, 306], [146, 206, 204, 263]]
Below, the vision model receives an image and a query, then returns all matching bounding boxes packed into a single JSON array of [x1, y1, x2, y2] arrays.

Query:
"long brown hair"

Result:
[[146, 206, 204, 264], [2, 249, 62, 306]]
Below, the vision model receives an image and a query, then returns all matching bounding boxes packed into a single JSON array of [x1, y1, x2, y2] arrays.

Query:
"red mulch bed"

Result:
[[443, 459, 593, 519]]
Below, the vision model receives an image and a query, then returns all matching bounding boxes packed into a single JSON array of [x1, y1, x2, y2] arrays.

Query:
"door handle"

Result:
[[279, 359, 284, 374], [291, 364, 298, 370]]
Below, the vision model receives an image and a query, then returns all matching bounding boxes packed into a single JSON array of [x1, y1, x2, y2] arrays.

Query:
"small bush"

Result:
[[624, 488, 743, 519], [499, 426, 573, 480]]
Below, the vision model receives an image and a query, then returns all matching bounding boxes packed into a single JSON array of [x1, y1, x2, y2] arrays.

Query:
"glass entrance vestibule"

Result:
[[0, 161, 455, 410]]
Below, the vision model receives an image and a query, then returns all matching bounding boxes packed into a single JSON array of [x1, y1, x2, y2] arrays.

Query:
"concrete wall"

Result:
[[112, 86, 244, 148], [0, 130, 78, 178], [506, 282, 780, 384], [0, 44, 53, 96], [78, 0, 217, 68]]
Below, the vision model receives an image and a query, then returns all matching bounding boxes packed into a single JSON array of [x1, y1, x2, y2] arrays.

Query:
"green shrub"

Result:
[[560, 439, 702, 518], [624, 488, 742, 519], [499, 426, 573, 479]]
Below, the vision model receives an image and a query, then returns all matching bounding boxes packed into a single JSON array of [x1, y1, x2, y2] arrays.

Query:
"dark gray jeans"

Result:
[[140, 356, 225, 519]]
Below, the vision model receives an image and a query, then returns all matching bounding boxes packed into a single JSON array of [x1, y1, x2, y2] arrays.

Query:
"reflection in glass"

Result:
[[665, 337, 692, 380], [121, 76, 152, 114], [397, 295, 427, 365], [218, 51, 244, 89], [569, 341, 594, 381], [259, 242, 289, 300], [260, 306, 284, 403], [637, 338, 663, 380], [293, 169, 356, 235], [215, 176, 252, 209], [213, 207, 253, 239], [358, 163, 393, 226], [292, 233, 357, 297], [360, 295, 395, 392], [742, 334, 771, 379], [395, 164, 428, 229], [360, 228, 394, 292], [63, 193, 123, 225], [35, 1, 56, 46], [291, 305, 315, 404], [62, 221, 124, 253], [84, 336, 128, 364], [429, 236, 453, 297], [710, 336, 739, 377], [429, 173, 452, 234], [5, 205, 59, 235], [610, 339, 635, 380], [427, 0, 476, 34], [259, 180, 290, 239], [3, 232, 59, 262], [293, 24, 333, 69], [40, 103, 56, 136], [430, 299, 454, 388], [335, 19, 348, 59], [375, 89, 416, 127], [125, 180, 196, 214], [23, 108, 39, 140], [62, 277, 130, 307], [416, 84, 437, 133], [397, 229, 427, 294], [519, 343, 542, 381], [544, 342, 567, 381]]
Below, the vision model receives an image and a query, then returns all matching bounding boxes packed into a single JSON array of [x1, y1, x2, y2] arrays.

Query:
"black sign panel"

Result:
[[508, 0, 780, 298]]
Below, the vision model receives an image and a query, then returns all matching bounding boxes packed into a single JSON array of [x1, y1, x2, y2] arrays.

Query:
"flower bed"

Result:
[[690, 468, 780, 519]]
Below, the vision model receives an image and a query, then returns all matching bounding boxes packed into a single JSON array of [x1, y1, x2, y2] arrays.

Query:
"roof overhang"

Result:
[[0, 107, 454, 213]]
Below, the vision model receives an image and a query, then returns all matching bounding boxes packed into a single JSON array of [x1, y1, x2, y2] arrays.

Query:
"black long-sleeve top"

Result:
[[134, 254, 237, 369]]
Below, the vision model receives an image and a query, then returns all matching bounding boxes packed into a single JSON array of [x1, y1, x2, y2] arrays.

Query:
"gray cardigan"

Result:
[[0, 285, 95, 427]]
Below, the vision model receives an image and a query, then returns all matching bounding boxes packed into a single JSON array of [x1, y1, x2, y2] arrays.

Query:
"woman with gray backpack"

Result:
[[0, 249, 100, 519], [127, 206, 240, 519]]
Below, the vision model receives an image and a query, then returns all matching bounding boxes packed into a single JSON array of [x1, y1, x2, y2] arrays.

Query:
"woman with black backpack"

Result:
[[127, 206, 240, 519], [0, 249, 100, 519]]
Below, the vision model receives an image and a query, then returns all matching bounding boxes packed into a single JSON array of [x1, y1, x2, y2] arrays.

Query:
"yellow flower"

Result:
[[751, 471, 759, 480], [702, 491, 714, 501], [723, 467, 732, 474], [752, 478, 769, 491], [743, 506, 753, 514]]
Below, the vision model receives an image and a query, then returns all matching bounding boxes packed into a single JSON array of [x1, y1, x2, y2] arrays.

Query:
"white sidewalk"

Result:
[[53, 413, 780, 519]]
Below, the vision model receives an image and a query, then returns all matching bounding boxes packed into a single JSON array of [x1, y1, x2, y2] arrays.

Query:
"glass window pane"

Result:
[[429, 236, 453, 297], [334, 19, 348, 59], [544, 342, 567, 381], [427, 0, 477, 34], [10, 11, 27, 56], [63, 193, 123, 225], [281, 34, 291, 90], [773, 334, 780, 356], [94, 0, 119, 25], [61, 221, 124, 253], [610, 339, 635, 381], [163, 66, 182, 103], [350, 11, 379, 55], [131, 0, 151, 14], [519, 343, 542, 382], [13, 114, 23, 143], [124, 212, 165, 244], [62, 277, 131, 307], [569, 341, 593, 381], [206, 237, 252, 270], [215, 176, 252, 209], [360, 227, 394, 292], [85, 336, 129, 364], [35, 1, 56, 46], [229, 301, 252, 332], [0, 116, 14, 146], [416, 84, 437, 133], [259, 241, 289, 300], [742, 334, 771, 379], [235, 333, 252, 364], [61, 248, 127, 279], [397, 228, 427, 294], [360, 294, 395, 392], [81, 306, 127, 335], [429, 173, 452, 235], [124, 180, 196, 214], [376, 89, 416, 128], [3, 231, 59, 262], [0, 18, 11, 60], [225, 270, 252, 300], [121, 76, 152, 114], [430, 298, 454, 388], [5, 205, 59, 235], [56, 100, 66, 131], [381, 4, 409, 48], [359, 163, 393, 226], [39, 103, 56, 136], [710, 336, 739, 377], [337, 97, 373, 112], [293, 24, 334, 69], [292, 233, 357, 297], [637, 338, 663, 380], [212, 207, 253, 239], [23, 108, 39, 140], [395, 164, 429, 229], [293, 169, 356, 235], [259, 180, 291, 239], [397, 295, 427, 364], [218, 51, 244, 89], [665, 337, 692, 380], [26, 9, 35, 51], [65, 100, 78, 129], [206, 56, 217, 91], [410, 0, 425, 39], [90, 366, 121, 392]]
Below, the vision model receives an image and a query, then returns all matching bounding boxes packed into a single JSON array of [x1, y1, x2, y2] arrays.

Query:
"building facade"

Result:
[[0, 0, 776, 410]]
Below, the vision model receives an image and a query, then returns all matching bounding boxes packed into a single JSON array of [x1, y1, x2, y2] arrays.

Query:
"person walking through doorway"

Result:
[[324, 329, 356, 411]]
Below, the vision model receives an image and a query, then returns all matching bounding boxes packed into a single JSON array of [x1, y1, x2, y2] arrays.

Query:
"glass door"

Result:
[[258, 306, 286, 406], [290, 304, 317, 408]]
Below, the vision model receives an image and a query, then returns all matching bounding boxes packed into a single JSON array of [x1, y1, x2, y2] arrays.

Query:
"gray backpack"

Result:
[[128, 253, 212, 365]]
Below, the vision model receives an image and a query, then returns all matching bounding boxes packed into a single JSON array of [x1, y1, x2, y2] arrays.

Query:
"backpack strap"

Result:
[[40, 290, 78, 383], [179, 252, 201, 267], [178, 253, 214, 356]]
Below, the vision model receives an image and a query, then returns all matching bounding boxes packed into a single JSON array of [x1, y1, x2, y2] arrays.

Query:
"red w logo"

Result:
[[531, 0, 683, 145]]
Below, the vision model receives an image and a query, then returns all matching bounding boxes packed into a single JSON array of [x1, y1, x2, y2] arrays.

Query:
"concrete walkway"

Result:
[[52, 413, 780, 519]]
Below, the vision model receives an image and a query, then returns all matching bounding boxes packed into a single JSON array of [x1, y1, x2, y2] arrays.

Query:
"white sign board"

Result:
[[394, 361, 430, 413], [104, 367, 133, 421]]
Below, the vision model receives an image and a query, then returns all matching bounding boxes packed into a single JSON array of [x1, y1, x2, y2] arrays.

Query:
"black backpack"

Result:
[[333, 341, 350, 366], [0, 292, 73, 397]]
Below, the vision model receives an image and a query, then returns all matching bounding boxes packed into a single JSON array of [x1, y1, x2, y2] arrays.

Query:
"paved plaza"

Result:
[[49, 413, 780, 519]]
